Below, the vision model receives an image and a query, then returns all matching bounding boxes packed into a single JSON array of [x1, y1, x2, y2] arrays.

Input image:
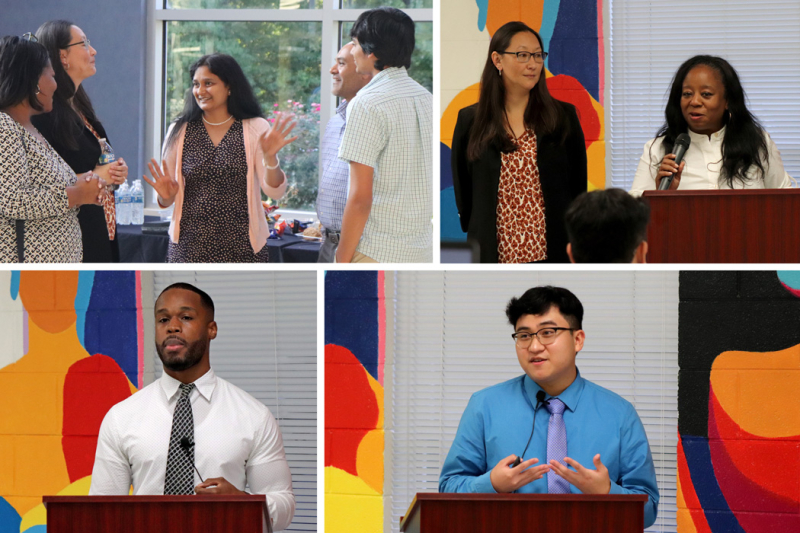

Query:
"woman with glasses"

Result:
[[451, 21, 587, 264], [144, 53, 296, 263], [630, 55, 792, 195], [32, 20, 128, 263], [0, 35, 104, 263]]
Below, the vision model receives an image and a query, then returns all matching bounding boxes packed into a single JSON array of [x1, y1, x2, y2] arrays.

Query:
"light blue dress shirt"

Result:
[[439, 369, 659, 528]]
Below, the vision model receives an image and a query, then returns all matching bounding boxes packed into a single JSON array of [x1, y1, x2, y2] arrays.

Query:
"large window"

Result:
[[147, 1, 433, 213]]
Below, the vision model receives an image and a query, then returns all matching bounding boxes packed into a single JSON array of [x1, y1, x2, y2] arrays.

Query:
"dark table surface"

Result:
[[116, 217, 320, 263]]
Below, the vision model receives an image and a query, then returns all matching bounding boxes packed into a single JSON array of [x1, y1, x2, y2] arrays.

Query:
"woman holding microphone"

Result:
[[451, 21, 587, 264], [631, 55, 792, 195]]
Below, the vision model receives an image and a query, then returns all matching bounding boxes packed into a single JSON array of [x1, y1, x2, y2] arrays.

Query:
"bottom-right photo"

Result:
[[324, 270, 800, 533]]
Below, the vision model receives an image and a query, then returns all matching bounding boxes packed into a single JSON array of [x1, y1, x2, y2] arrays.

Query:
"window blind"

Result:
[[608, 0, 800, 190], [388, 271, 678, 533], [151, 271, 317, 533]]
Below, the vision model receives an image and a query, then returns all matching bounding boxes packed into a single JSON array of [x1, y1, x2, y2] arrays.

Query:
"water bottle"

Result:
[[98, 138, 119, 192], [118, 182, 131, 225], [131, 179, 144, 225], [114, 184, 123, 225]]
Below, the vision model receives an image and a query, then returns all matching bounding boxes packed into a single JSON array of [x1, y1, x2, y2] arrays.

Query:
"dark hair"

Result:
[[506, 286, 583, 330], [158, 282, 215, 319], [564, 188, 650, 263], [35, 20, 99, 151], [165, 53, 263, 150], [350, 7, 415, 70], [656, 55, 767, 188], [0, 36, 51, 111], [467, 21, 566, 161]]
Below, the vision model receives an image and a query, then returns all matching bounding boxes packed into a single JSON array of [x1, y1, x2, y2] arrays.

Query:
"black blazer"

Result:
[[33, 110, 120, 263], [451, 102, 587, 263]]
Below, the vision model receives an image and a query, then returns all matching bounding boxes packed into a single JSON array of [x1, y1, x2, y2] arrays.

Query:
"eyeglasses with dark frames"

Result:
[[511, 327, 574, 347], [65, 39, 91, 51], [21, 32, 38, 43], [499, 51, 548, 64]]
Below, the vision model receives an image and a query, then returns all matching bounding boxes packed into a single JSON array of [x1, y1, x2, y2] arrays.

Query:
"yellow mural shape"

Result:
[[20, 476, 93, 532], [710, 344, 800, 438], [326, 466, 382, 533]]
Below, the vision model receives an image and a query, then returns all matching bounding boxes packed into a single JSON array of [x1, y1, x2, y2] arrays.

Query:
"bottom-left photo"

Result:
[[0, 270, 317, 533]]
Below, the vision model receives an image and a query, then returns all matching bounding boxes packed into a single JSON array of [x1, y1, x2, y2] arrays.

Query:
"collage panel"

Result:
[[325, 270, 800, 532], [441, 0, 800, 264], [0, 270, 316, 532], [0, 2, 433, 266]]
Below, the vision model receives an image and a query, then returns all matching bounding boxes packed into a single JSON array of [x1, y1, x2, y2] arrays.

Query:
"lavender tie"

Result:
[[545, 398, 570, 494]]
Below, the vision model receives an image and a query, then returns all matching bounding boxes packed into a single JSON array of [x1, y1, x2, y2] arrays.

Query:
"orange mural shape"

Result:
[[19, 271, 79, 333], [486, 0, 544, 36]]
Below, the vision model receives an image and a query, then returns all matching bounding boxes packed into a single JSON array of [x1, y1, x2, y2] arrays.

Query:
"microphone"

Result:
[[511, 390, 547, 468], [179, 437, 205, 483], [658, 133, 691, 190]]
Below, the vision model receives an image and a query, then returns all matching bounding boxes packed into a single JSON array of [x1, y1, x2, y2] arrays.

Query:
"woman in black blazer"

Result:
[[451, 21, 587, 263]]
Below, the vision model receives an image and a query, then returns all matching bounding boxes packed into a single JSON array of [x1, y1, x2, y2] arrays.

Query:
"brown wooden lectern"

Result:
[[642, 189, 800, 263], [399, 493, 648, 533], [43, 495, 271, 533]]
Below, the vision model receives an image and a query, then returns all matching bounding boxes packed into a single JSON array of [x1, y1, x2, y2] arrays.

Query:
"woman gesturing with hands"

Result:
[[146, 53, 297, 263]]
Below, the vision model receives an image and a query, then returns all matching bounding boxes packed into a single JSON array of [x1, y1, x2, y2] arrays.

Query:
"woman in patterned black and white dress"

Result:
[[144, 53, 298, 263], [0, 35, 105, 263]]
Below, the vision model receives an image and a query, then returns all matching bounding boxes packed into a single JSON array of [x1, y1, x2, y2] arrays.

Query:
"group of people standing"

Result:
[[0, 7, 432, 263], [451, 21, 793, 263]]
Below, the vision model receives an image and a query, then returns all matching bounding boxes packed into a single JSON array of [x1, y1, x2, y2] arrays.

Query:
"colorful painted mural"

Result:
[[325, 271, 386, 533], [441, 0, 605, 241], [0, 271, 143, 533], [678, 271, 800, 532]]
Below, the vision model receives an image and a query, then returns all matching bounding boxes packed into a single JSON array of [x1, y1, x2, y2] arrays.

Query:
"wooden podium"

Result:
[[642, 189, 800, 263], [399, 493, 648, 533], [43, 495, 271, 533]]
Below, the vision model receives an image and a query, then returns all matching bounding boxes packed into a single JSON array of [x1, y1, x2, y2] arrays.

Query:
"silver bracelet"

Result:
[[264, 154, 280, 170]]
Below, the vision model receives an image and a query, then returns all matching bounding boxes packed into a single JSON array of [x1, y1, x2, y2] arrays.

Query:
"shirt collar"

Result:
[[688, 125, 726, 144], [160, 368, 217, 402], [362, 66, 406, 90], [523, 367, 585, 412]]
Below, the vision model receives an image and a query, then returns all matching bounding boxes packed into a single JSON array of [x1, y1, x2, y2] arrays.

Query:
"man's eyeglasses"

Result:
[[512, 327, 574, 347], [65, 39, 91, 50], [21, 32, 38, 43], [499, 51, 548, 64]]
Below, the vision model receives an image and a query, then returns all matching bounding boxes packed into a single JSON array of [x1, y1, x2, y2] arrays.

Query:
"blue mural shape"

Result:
[[325, 272, 379, 381]]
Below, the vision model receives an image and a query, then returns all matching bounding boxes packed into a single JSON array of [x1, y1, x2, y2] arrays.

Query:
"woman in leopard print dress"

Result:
[[451, 22, 587, 263], [0, 35, 104, 263]]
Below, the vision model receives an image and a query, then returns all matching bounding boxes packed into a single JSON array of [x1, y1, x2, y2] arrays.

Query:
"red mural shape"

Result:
[[325, 344, 379, 476], [708, 385, 800, 525], [546, 74, 601, 148], [62, 355, 133, 482]]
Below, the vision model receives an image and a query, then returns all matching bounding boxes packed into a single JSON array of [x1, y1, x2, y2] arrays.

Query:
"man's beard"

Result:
[[156, 337, 207, 372]]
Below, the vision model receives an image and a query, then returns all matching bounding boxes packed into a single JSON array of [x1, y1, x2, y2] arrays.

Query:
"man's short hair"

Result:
[[350, 7, 415, 70], [506, 286, 583, 330], [157, 282, 215, 319], [565, 188, 650, 263]]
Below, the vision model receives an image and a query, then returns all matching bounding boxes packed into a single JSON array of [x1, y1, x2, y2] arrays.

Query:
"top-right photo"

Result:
[[440, 0, 800, 264]]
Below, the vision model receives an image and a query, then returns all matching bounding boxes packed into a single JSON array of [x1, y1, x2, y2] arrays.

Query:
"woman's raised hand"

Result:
[[142, 158, 179, 206], [259, 112, 299, 158]]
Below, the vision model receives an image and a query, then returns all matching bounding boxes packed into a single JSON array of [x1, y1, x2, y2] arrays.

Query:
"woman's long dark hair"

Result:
[[35, 20, 99, 151], [165, 53, 263, 151], [657, 55, 767, 187], [466, 21, 566, 162], [0, 36, 51, 111]]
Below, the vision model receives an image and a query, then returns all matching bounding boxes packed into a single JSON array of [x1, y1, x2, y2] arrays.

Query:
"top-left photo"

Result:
[[0, 1, 433, 264]]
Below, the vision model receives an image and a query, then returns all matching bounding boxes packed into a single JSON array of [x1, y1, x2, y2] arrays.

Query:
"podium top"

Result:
[[400, 492, 648, 531], [642, 188, 800, 198], [43, 494, 267, 505]]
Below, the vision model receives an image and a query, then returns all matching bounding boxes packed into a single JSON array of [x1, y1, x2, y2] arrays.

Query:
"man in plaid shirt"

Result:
[[337, 7, 433, 263]]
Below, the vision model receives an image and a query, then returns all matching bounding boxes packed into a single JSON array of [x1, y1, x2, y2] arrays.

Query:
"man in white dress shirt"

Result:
[[90, 283, 295, 531]]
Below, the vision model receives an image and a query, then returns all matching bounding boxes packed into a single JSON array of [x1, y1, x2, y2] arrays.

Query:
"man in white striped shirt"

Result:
[[336, 7, 433, 263]]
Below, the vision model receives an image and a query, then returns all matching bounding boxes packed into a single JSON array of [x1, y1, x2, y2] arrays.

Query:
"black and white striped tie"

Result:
[[164, 383, 196, 495]]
